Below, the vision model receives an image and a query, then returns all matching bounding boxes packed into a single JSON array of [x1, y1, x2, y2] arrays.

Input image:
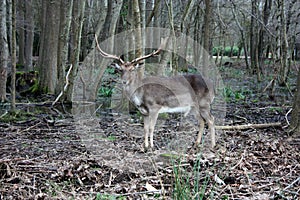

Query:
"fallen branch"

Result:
[[216, 122, 282, 130]]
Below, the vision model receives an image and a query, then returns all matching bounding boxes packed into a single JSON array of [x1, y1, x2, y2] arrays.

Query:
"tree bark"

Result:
[[250, 0, 261, 80], [24, 0, 34, 71], [290, 69, 300, 136], [17, 0, 25, 67], [65, 0, 86, 102], [277, 0, 289, 86], [56, 0, 73, 95], [11, 0, 16, 111], [202, 0, 212, 76], [37, 0, 61, 93], [0, 0, 9, 102], [231, 4, 250, 70]]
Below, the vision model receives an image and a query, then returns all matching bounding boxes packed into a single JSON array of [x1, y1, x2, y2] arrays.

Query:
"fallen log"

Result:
[[215, 122, 282, 130]]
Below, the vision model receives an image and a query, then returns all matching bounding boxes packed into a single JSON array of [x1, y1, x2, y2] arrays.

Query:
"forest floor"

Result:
[[0, 62, 299, 199]]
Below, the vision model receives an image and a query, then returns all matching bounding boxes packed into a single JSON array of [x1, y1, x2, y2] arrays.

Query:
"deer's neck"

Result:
[[124, 75, 143, 100]]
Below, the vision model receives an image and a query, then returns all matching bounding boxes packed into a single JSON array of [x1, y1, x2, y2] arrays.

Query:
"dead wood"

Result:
[[216, 122, 282, 130]]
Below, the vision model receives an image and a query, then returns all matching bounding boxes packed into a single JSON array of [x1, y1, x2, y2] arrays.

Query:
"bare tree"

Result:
[[24, 0, 34, 71], [55, 0, 73, 95], [202, 0, 212, 76], [37, 0, 61, 93], [290, 69, 300, 136], [250, 0, 261, 81], [72, 0, 123, 102], [0, 0, 9, 102], [230, 1, 250, 69], [11, 0, 16, 111], [277, 0, 289, 86], [65, 0, 86, 102]]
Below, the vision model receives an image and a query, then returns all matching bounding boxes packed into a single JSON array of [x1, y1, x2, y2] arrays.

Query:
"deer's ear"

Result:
[[112, 63, 122, 70], [134, 63, 144, 69]]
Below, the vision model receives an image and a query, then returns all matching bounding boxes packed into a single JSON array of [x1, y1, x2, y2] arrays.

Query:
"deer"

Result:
[[95, 36, 216, 149]]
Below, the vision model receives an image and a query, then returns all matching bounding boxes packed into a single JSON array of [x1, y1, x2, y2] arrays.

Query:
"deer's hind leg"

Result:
[[196, 108, 216, 148], [143, 110, 159, 149], [196, 115, 205, 145]]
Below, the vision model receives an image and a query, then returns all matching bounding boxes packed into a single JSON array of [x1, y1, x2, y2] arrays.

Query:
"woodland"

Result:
[[0, 0, 300, 199]]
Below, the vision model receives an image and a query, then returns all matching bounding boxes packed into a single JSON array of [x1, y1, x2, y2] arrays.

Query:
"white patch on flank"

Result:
[[132, 94, 142, 106], [159, 106, 191, 115]]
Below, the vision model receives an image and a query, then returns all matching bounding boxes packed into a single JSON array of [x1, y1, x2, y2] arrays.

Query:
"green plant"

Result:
[[105, 67, 116, 75], [212, 46, 240, 57], [172, 155, 210, 200], [223, 86, 247, 102], [212, 46, 223, 56], [99, 86, 113, 97]]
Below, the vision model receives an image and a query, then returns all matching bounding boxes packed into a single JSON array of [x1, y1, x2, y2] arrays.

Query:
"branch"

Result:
[[216, 122, 282, 130], [52, 64, 73, 106]]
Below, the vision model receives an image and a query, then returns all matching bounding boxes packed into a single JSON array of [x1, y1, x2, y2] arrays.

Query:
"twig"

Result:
[[19, 121, 42, 133], [231, 150, 245, 170], [262, 78, 275, 93], [0, 111, 8, 118], [283, 176, 300, 191], [284, 108, 292, 127], [0, 158, 25, 163], [52, 64, 73, 106]]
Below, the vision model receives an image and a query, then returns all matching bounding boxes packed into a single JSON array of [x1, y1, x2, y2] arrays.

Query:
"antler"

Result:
[[130, 37, 168, 64], [95, 34, 125, 64]]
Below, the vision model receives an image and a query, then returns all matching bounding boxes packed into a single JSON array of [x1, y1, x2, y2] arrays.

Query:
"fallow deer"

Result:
[[95, 37, 216, 149]]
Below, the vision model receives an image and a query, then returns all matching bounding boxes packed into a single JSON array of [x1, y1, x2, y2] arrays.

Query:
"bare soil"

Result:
[[0, 64, 299, 199]]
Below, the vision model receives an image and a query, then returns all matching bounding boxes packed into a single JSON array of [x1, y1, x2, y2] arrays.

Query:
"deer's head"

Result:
[[95, 35, 167, 86]]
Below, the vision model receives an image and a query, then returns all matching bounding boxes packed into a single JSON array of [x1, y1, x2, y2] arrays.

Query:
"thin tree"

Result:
[[55, 0, 73, 96], [0, 0, 9, 102], [11, 0, 16, 111], [202, 0, 212, 76], [24, 0, 34, 71], [290, 69, 300, 136], [277, 0, 289, 86]]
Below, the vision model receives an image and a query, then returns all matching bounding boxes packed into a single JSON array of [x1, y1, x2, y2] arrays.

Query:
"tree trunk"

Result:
[[277, 0, 289, 86], [65, 0, 86, 102], [202, 0, 212, 76], [11, 0, 16, 111], [290, 69, 300, 136], [55, 0, 73, 95], [250, 0, 258, 74], [193, 4, 201, 68], [37, 0, 61, 93], [17, 0, 25, 67], [91, 0, 108, 48], [231, 4, 250, 70], [24, 0, 34, 71], [72, 0, 123, 102], [133, 0, 143, 72], [0, 0, 9, 102]]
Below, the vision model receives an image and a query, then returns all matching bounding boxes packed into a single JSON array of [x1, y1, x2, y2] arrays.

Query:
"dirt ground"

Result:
[[0, 64, 299, 199]]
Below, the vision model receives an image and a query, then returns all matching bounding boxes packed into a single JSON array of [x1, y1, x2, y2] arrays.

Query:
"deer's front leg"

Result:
[[149, 111, 159, 148], [143, 115, 150, 149], [200, 109, 216, 148]]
